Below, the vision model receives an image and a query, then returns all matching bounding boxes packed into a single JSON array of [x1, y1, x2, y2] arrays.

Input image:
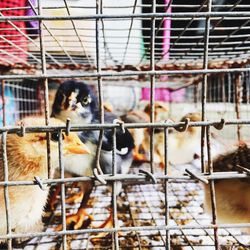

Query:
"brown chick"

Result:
[[121, 101, 169, 162], [144, 101, 169, 122], [143, 112, 201, 168], [204, 142, 250, 232], [120, 110, 149, 161], [0, 117, 89, 242]]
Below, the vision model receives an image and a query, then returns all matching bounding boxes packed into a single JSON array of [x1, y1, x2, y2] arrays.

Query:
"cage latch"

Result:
[[34, 176, 46, 191], [17, 122, 26, 137], [114, 119, 125, 133], [174, 118, 190, 132], [185, 169, 208, 184], [93, 167, 107, 185], [139, 169, 157, 184], [213, 118, 225, 130], [235, 164, 250, 175]]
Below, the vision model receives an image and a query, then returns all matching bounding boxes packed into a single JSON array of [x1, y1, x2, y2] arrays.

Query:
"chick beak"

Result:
[[71, 103, 77, 111], [64, 139, 91, 155]]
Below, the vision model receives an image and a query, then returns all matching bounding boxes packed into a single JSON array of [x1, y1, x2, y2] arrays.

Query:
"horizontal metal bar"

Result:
[[0, 171, 248, 187], [0, 222, 249, 240], [1, 119, 250, 134], [1, 12, 250, 22], [1, 67, 250, 80], [3, 4, 249, 10]]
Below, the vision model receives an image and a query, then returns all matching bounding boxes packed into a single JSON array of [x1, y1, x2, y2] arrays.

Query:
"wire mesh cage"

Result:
[[0, 0, 250, 250]]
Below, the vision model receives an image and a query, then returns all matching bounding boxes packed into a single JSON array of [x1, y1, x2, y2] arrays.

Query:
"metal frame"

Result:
[[0, 1, 250, 249]]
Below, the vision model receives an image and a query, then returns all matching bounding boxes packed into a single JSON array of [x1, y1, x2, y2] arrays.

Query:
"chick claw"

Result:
[[91, 212, 113, 243], [55, 208, 93, 231], [91, 209, 122, 243]]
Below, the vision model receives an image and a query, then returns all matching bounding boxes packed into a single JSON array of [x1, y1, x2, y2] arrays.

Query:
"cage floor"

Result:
[[5, 163, 250, 250]]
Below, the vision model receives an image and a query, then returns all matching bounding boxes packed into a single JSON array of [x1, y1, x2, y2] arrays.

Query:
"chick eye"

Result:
[[82, 95, 91, 106], [51, 132, 65, 142]]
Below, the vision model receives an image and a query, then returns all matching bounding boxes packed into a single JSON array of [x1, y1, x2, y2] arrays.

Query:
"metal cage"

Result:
[[0, 1, 250, 249]]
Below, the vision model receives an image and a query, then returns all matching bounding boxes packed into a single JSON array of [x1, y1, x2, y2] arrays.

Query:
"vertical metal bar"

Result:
[[164, 127, 170, 250], [206, 125, 219, 249], [95, 0, 105, 177], [62, 0, 92, 65], [149, 0, 156, 174], [121, 0, 138, 66], [111, 128, 119, 249], [201, 0, 212, 173], [228, 73, 231, 103], [194, 84, 198, 108], [26, 0, 70, 66], [1, 80, 6, 126], [2, 132, 12, 249], [37, 0, 52, 178], [222, 75, 226, 103], [37, 82, 43, 116], [247, 70, 250, 106], [235, 73, 242, 142], [58, 130, 67, 250]]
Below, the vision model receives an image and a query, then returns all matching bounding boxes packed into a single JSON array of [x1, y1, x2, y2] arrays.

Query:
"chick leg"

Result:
[[133, 145, 148, 162], [56, 181, 94, 231], [49, 182, 81, 210], [93, 208, 113, 229], [91, 209, 114, 242], [159, 156, 165, 169], [49, 185, 61, 210]]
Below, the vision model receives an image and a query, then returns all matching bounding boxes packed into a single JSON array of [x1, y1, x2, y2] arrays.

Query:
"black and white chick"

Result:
[[51, 80, 134, 229]]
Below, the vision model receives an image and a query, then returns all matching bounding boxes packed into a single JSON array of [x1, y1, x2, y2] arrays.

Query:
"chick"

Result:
[[120, 102, 169, 162], [51, 80, 134, 229], [204, 142, 250, 232], [120, 110, 149, 161], [143, 101, 169, 122], [0, 117, 89, 242], [167, 112, 202, 165], [142, 112, 202, 168]]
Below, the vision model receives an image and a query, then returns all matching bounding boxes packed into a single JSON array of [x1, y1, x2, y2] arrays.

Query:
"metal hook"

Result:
[[139, 169, 157, 184], [175, 118, 190, 132], [113, 119, 125, 134], [34, 176, 46, 191], [65, 118, 71, 136], [93, 167, 107, 185], [235, 164, 250, 175], [17, 122, 26, 137], [213, 118, 225, 130], [185, 169, 209, 184]]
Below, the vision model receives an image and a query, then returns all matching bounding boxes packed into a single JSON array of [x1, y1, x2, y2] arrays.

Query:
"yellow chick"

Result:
[[167, 112, 201, 165], [143, 112, 201, 168], [0, 117, 89, 242]]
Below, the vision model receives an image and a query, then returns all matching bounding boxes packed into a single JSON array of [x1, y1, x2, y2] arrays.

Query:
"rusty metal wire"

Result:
[[0, 1, 250, 250]]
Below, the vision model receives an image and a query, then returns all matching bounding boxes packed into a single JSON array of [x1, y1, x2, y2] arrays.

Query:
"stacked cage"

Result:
[[0, 1, 250, 250]]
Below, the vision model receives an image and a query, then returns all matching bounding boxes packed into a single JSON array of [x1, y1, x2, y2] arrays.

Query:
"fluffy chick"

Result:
[[52, 80, 134, 178], [142, 112, 201, 168], [120, 110, 149, 161], [120, 102, 169, 162], [167, 112, 201, 165], [204, 142, 250, 232], [143, 101, 169, 122], [0, 117, 89, 241], [51, 80, 134, 230]]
